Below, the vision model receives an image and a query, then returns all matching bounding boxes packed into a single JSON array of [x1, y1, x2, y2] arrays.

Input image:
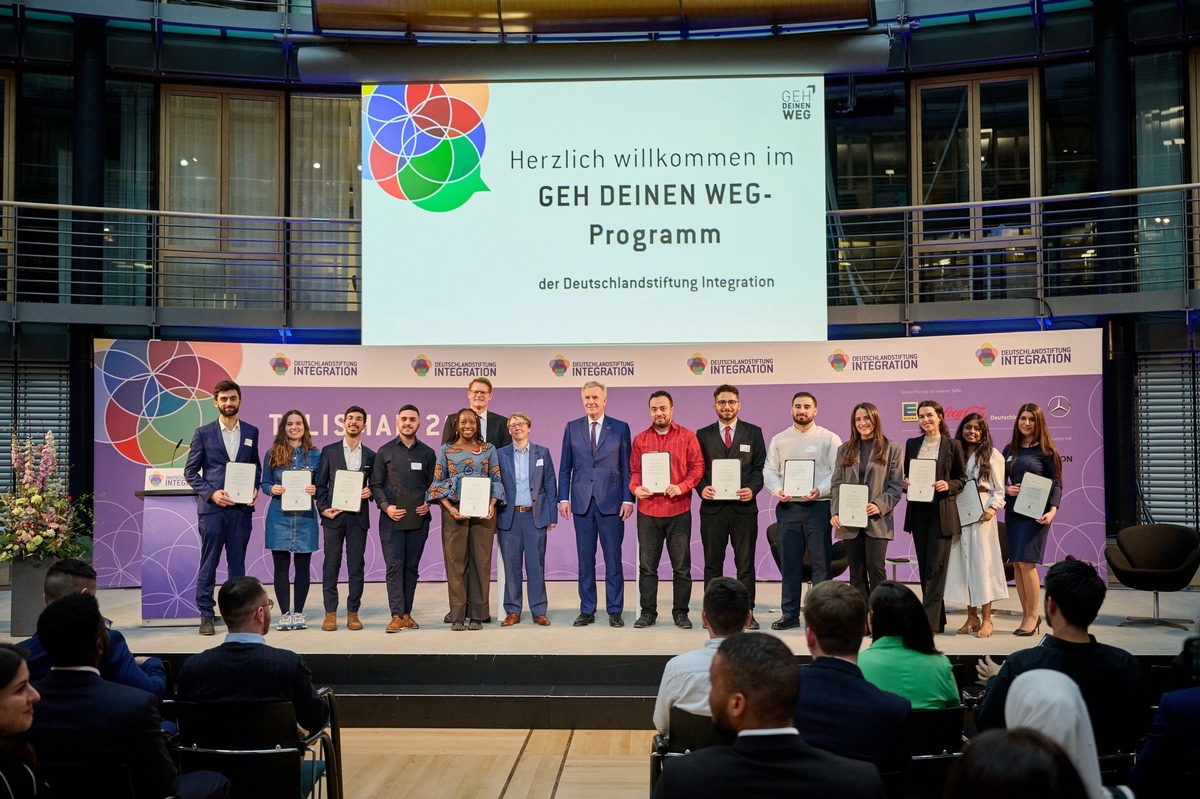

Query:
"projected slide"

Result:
[[361, 77, 826, 346]]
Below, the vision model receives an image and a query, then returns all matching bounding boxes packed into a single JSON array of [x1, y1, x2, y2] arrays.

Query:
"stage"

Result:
[[5, 581, 1195, 730]]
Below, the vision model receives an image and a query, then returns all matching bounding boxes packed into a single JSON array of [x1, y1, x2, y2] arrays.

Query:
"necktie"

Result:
[[591, 421, 599, 455], [724, 426, 732, 448]]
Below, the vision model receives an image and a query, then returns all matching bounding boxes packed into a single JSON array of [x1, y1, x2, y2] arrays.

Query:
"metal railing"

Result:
[[828, 183, 1197, 318]]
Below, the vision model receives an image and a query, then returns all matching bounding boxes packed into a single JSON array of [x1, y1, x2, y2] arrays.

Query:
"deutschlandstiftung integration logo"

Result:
[[828, 349, 850, 372], [148, 472, 163, 487], [411, 355, 432, 377], [270, 353, 291, 376], [687, 353, 708, 375], [549, 355, 570, 377], [976, 343, 999, 366]]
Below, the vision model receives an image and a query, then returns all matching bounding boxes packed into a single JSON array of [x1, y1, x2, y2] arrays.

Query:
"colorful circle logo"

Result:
[[96, 341, 241, 466], [412, 355, 432, 377], [976, 343, 999, 366], [270, 353, 290, 376], [828, 349, 850, 371], [148, 473, 163, 487], [549, 355, 570, 377], [363, 83, 490, 212], [687, 354, 708, 375]]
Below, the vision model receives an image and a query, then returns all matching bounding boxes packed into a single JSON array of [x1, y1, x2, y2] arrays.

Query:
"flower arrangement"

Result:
[[0, 430, 92, 563]]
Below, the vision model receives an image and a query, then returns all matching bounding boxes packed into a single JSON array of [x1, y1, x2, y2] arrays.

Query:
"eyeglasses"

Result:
[[469, 390, 491, 396], [714, 400, 739, 407], [261, 598, 275, 611], [508, 421, 529, 429]]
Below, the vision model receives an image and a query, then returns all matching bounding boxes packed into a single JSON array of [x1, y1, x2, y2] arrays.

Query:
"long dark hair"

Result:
[[268, 410, 316, 469], [917, 400, 952, 438], [0, 643, 37, 763], [841, 402, 890, 468], [1008, 403, 1063, 482], [955, 412, 996, 487], [868, 581, 941, 655], [944, 729, 1089, 799]]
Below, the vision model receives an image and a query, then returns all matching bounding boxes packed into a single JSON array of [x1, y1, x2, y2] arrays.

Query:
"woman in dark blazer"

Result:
[[830, 402, 904, 602], [903, 400, 966, 634]]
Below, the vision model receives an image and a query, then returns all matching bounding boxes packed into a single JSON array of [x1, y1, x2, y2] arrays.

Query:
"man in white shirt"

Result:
[[762, 392, 841, 630], [653, 577, 750, 735]]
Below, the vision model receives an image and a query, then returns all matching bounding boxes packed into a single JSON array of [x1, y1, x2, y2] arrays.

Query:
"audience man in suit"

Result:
[[559, 380, 634, 628], [794, 579, 912, 777], [974, 557, 1144, 754], [441, 376, 511, 449], [184, 378, 261, 636], [696, 384, 767, 630], [19, 559, 166, 698], [496, 412, 558, 626], [28, 594, 229, 799], [315, 404, 376, 631], [176, 576, 329, 734], [653, 577, 750, 735], [1129, 636, 1200, 799], [653, 632, 885, 799]]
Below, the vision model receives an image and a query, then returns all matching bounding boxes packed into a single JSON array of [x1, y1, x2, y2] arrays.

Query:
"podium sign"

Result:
[[144, 468, 189, 492]]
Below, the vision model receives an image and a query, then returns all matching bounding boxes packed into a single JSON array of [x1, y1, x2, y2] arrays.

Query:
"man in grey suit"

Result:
[[696, 384, 767, 629], [496, 412, 558, 626], [315, 405, 376, 631]]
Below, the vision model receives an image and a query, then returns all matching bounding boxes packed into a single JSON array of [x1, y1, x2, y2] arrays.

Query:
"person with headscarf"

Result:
[[1004, 669, 1106, 799]]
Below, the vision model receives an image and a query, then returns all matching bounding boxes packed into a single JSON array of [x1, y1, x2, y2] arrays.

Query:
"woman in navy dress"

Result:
[[261, 410, 321, 631], [1002, 403, 1063, 637]]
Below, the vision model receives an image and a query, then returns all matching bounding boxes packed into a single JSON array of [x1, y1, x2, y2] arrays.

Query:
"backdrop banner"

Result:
[[93, 330, 1104, 605]]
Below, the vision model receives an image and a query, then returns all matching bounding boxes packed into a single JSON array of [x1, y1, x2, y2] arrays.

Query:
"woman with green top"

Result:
[[858, 581, 959, 710]]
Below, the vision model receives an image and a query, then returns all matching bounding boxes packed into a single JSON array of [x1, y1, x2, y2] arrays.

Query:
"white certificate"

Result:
[[223, 461, 256, 505], [459, 476, 492, 518], [332, 469, 364, 513], [839, 484, 870, 529], [280, 469, 312, 512], [711, 459, 742, 500], [783, 459, 815, 498], [1014, 473, 1053, 519], [907, 459, 937, 503], [956, 479, 986, 527], [642, 452, 671, 494]]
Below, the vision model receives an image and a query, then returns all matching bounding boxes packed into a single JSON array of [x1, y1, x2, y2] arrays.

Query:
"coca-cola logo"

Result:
[[942, 405, 987, 421]]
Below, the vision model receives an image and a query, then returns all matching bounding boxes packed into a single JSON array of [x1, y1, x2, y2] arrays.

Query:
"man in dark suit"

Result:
[[29, 594, 230, 799], [654, 632, 885, 799], [794, 580, 911, 777], [315, 405, 376, 632], [496, 412, 558, 625], [369, 404, 438, 632], [695, 384, 766, 629], [184, 378, 261, 636], [441, 376, 511, 449], [559, 380, 634, 627], [177, 576, 329, 735]]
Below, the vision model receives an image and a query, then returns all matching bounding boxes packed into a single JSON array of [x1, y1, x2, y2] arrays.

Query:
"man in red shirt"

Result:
[[630, 390, 705, 629]]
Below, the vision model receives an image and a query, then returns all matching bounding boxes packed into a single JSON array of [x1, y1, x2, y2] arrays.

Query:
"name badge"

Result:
[[536, 458, 544, 466], [739, 444, 751, 453], [243, 438, 253, 447], [806, 445, 818, 452], [410, 462, 423, 470]]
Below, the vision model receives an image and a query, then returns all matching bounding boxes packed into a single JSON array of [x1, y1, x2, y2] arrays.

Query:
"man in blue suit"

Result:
[[185, 379, 261, 636], [558, 380, 634, 627], [496, 412, 558, 626]]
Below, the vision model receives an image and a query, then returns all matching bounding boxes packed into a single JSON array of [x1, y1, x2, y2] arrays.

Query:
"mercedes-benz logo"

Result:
[[1047, 396, 1070, 418]]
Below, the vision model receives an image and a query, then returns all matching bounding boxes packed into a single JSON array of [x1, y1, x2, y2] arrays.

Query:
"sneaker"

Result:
[[468, 619, 483, 631], [673, 613, 693, 630], [633, 613, 656, 628], [277, 612, 293, 631], [292, 612, 307, 630], [451, 620, 466, 631]]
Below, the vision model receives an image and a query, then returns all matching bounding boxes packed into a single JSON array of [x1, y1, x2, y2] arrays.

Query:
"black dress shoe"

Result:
[[746, 614, 760, 631], [771, 614, 801, 630], [199, 616, 215, 636], [609, 613, 624, 627], [443, 612, 453, 624], [573, 613, 595, 627], [673, 613, 693, 630], [633, 613, 657, 628]]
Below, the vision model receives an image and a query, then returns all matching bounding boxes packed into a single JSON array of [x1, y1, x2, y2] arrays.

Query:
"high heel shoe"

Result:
[[1013, 616, 1041, 637]]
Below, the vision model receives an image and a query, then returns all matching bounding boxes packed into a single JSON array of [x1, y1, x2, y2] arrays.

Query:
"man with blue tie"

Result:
[[496, 412, 558, 626], [185, 379, 261, 636], [559, 381, 634, 627]]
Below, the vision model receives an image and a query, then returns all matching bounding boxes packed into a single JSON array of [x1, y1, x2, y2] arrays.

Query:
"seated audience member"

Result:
[[858, 581, 960, 709], [1128, 636, 1200, 799], [18, 559, 166, 698], [0, 644, 47, 799], [177, 576, 329, 734], [944, 729, 1089, 799], [653, 577, 750, 735], [1005, 670, 1107, 799], [27, 595, 229, 799], [794, 579, 911, 776], [653, 632, 885, 799], [974, 558, 1143, 754]]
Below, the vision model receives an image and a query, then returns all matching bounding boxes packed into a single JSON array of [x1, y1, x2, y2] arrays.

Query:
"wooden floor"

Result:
[[340, 728, 648, 799]]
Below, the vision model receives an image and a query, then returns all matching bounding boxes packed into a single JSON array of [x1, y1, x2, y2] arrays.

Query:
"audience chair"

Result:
[[764, 523, 849, 580], [649, 708, 734, 796], [1105, 524, 1200, 629], [174, 696, 342, 799], [43, 762, 140, 799], [906, 706, 965, 799]]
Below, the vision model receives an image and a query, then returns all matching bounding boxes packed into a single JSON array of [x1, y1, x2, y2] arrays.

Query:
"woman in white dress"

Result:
[[946, 412, 1009, 637]]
